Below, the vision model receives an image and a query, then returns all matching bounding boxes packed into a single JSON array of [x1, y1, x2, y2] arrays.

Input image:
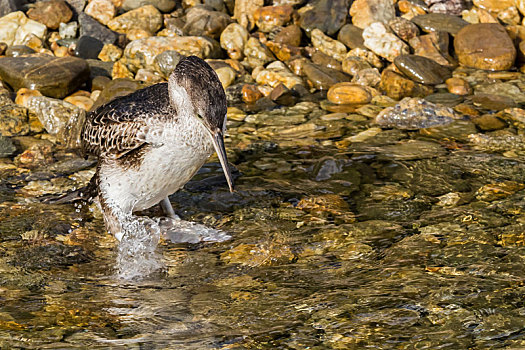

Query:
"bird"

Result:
[[80, 55, 234, 241]]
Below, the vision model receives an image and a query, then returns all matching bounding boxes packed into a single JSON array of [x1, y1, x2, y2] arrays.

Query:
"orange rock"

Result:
[[445, 77, 471, 95], [241, 84, 263, 103], [253, 5, 294, 32], [327, 82, 373, 104]]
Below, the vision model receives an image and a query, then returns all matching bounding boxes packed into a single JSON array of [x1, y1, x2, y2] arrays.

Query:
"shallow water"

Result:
[[2, 117, 525, 348]]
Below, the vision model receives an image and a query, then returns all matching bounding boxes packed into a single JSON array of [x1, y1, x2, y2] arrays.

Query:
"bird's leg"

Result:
[[99, 192, 126, 241], [159, 197, 179, 220]]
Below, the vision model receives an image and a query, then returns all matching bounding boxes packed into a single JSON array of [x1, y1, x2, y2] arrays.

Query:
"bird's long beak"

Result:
[[210, 128, 235, 192]]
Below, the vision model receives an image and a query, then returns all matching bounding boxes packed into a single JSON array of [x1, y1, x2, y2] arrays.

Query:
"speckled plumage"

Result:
[[80, 56, 232, 240]]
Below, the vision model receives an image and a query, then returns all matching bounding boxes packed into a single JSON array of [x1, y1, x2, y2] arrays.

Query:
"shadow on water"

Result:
[[2, 129, 525, 349]]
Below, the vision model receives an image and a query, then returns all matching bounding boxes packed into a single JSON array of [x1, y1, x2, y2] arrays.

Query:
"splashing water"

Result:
[[116, 215, 231, 280], [116, 216, 164, 280]]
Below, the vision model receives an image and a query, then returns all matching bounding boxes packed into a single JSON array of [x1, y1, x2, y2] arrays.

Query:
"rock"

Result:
[[152, 50, 182, 78], [0, 104, 29, 136], [352, 67, 381, 87], [327, 83, 376, 104], [74, 35, 104, 59], [23, 95, 85, 146], [14, 142, 53, 168], [121, 0, 176, 12], [123, 36, 215, 72], [98, 43, 122, 62], [241, 84, 263, 103], [65, 0, 85, 14], [497, 6, 520, 25], [87, 58, 113, 78], [472, 93, 517, 111], [363, 22, 409, 62], [394, 55, 451, 85], [427, 0, 466, 15], [233, 0, 263, 30], [454, 23, 516, 71], [255, 60, 303, 89], [15, 87, 42, 105], [266, 41, 302, 61], [311, 28, 347, 61], [337, 24, 365, 49], [107, 5, 162, 35], [215, 65, 236, 89], [303, 61, 349, 90], [64, 94, 94, 111], [84, 0, 115, 25], [0, 0, 27, 18], [111, 59, 133, 79], [91, 78, 147, 109], [398, 0, 427, 19], [134, 68, 162, 83], [273, 24, 302, 47], [221, 242, 294, 267], [27, 0, 72, 30], [380, 69, 434, 100], [311, 51, 342, 71], [298, 0, 349, 36], [5, 44, 35, 57], [0, 55, 90, 99], [220, 23, 248, 60], [350, 0, 395, 29], [375, 97, 459, 129], [269, 83, 297, 106], [243, 37, 275, 67], [254, 5, 293, 32], [411, 13, 468, 35], [78, 12, 117, 44], [348, 47, 383, 68], [473, 0, 515, 13], [0, 135, 16, 157], [389, 17, 419, 42], [445, 77, 471, 95], [184, 6, 231, 39], [409, 31, 455, 67], [0, 11, 47, 47], [471, 114, 507, 131], [59, 21, 77, 39]]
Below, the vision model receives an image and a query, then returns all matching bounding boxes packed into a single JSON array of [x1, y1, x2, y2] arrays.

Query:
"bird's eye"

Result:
[[196, 113, 204, 120]]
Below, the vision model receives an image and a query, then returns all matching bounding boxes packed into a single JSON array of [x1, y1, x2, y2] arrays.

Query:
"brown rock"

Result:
[[242, 84, 264, 104], [445, 77, 471, 95], [254, 5, 293, 32], [266, 41, 302, 62], [379, 69, 434, 100], [269, 83, 297, 106], [27, 0, 73, 30], [273, 24, 302, 47], [327, 82, 374, 104], [337, 24, 365, 49], [473, 0, 515, 13], [409, 31, 455, 67], [454, 23, 516, 71], [471, 114, 507, 131], [389, 17, 419, 42], [350, 0, 395, 29]]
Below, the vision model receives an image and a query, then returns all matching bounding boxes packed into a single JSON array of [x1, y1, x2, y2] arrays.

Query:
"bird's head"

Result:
[[168, 56, 234, 192]]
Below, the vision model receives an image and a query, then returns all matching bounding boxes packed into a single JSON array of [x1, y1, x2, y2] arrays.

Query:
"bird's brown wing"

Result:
[[81, 83, 173, 158]]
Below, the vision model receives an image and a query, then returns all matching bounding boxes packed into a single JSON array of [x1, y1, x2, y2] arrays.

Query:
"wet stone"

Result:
[[253, 5, 293, 33], [445, 77, 471, 95], [0, 135, 16, 157], [74, 35, 104, 59], [471, 94, 517, 111], [220, 23, 248, 60], [376, 97, 459, 129], [5, 44, 35, 57], [476, 181, 525, 202], [389, 17, 420, 42], [303, 61, 350, 90], [107, 4, 162, 35], [394, 55, 451, 85], [410, 31, 455, 67], [471, 114, 507, 131], [273, 24, 302, 47], [121, 0, 176, 13], [337, 24, 365, 50], [363, 22, 409, 62], [0, 104, 29, 136], [424, 92, 463, 107], [0, 55, 90, 99], [78, 12, 117, 44], [311, 28, 347, 61], [233, 0, 263, 31], [454, 23, 516, 71], [379, 69, 434, 100], [269, 83, 297, 106], [327, 82, 375, 104], [411, 13, 468, 34], [298, 0, 349, 36], [0, 10, 47, 47], [183, 6, 231, 39]]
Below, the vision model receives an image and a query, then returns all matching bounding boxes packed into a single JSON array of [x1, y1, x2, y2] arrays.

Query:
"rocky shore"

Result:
[[0, 0, 524, 170]]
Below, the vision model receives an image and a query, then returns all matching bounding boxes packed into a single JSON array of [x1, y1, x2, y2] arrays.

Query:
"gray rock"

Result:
[[183, 6, 231, 39], [74, 35, 104, 59], [121, 0, 176, 12], [5, 45, 35, 57], [375, 97, 459, 129], [86, 59, 113, 78], [0, 135, 16, 158], [299, 0, 349, 36], [303, 61, 350, 90], [337, 24, 365, 49], [0, 55, 90, 99], [78, 12, 117, 45], [411, 13, 468, 35], [65, 0, 86, 15], [0, 0, 26, 17], [153, 50, 183, 78]]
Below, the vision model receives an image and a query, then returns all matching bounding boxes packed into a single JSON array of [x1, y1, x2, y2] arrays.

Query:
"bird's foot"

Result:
[[158, 217, 231, 244]]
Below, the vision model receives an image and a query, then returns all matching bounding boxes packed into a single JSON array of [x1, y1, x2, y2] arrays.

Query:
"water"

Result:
[[2, 119, 525, 348]]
